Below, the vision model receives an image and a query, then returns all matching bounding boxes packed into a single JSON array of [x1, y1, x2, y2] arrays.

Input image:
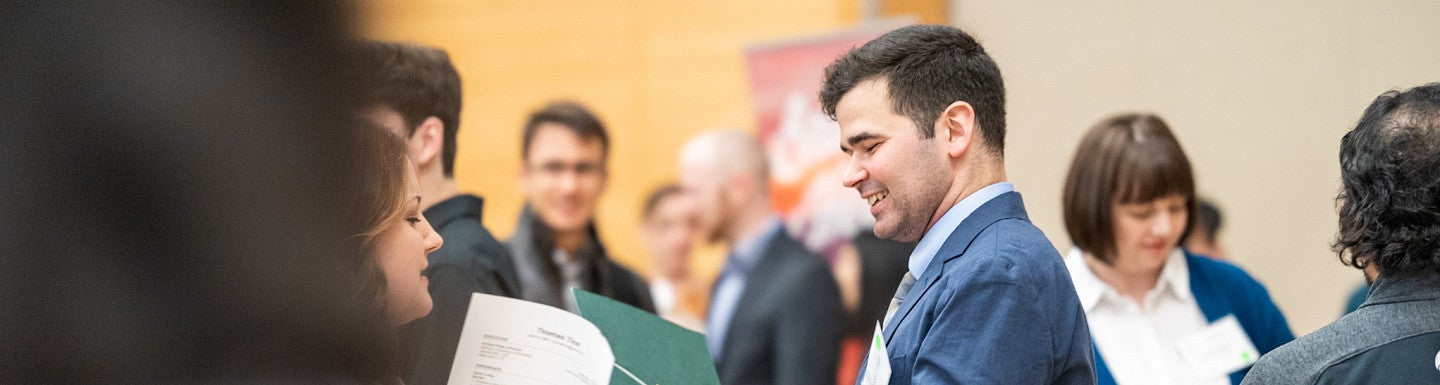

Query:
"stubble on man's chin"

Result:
[[874, 216, 924, 244], [888, 227, 925, 244]]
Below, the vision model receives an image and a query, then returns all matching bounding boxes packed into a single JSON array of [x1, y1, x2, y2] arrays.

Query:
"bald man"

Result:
[[678, 130, 844, 385]]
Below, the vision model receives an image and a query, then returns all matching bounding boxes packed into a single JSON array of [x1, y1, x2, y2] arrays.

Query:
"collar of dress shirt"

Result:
[[1156, 248, 1192, 301], [1066, 247, 1191, 312], [907, 182, 1015, 279], [727, 216, 782, 272]]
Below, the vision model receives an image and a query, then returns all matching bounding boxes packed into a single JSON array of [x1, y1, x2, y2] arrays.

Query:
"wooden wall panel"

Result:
[[358, 0, 853, 279]]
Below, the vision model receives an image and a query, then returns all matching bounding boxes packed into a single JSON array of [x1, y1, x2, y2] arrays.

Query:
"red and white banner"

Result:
[[745, 23, 906, 257]]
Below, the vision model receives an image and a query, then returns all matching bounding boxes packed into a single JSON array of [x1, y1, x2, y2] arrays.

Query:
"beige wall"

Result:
[[951, 0, 1440, 334]]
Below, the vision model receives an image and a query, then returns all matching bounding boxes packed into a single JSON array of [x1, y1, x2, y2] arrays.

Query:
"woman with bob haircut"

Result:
[[1060, 113, 1292, 385]]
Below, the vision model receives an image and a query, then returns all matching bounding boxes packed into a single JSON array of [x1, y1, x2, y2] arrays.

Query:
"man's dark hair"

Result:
[[1195, 198, 1223, 243], [820, 24, 1007, 155], [1334, 82, 1440, 277], [347, 40, 463, 176], [521, 101, 611, 161]]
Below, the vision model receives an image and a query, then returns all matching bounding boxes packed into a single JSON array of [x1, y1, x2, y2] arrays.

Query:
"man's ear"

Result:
[[410, 116, 445, 168], [517, 162, 531, 194], [720, 172, 749, 209], [937, 101, 978, 158], [597, 164, 610, 194]]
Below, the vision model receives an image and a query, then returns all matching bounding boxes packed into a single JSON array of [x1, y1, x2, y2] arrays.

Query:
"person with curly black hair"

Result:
[[1242, 83, 1440, 385]]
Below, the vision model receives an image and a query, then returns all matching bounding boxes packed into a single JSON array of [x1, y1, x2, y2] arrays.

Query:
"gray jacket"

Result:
[[1241, 273, 1440, 384]]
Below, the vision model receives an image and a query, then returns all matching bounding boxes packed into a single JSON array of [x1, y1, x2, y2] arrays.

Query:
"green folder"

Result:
[[573, 288, 721, 385]]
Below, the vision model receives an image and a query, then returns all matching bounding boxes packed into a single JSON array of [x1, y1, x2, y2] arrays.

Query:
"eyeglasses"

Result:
[[529, 160, 604, 178]]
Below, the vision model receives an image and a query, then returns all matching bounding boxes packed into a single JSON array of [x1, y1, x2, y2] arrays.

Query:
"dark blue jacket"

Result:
[[1093, 251, 1294, 385], [868, 192, 1096, 384]]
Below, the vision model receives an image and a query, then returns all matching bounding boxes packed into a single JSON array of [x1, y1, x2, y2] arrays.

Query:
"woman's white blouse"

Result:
[[1064, 248, 1230, 385]]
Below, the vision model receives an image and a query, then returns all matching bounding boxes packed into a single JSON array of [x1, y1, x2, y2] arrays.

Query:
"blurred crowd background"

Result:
[[357, 0, 1440, 335], [6, 1, 1439, 384]]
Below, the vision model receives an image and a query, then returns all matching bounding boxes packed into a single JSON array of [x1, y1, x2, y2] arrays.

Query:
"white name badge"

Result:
[[1176, 315, 1261, 377], [860, 323, 891, 385]]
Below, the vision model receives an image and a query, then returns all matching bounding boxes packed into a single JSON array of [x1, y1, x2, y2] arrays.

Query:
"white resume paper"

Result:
[[447, 293, 614, 385]]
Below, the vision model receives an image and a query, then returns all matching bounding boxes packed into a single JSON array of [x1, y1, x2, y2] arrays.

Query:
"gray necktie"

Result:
[[881, 272, 917, 329]]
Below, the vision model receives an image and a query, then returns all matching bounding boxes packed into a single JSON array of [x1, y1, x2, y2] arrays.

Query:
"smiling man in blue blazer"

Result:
[[821, 25, 1095, 385]]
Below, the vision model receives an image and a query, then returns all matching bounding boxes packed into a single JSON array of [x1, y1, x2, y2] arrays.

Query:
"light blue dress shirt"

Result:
[[907, 182, 1014, 279], [705, 217, 783, 361]]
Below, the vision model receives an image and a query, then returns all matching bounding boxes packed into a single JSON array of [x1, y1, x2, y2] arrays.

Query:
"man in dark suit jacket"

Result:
[[678, 129, 844, 385], [820, 25, 1095, 384], [347, 41, 523, 385]]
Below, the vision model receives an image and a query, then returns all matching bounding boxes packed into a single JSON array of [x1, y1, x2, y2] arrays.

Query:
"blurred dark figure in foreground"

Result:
[[1242, 83, 1440, 385], [0, 2, 406, 384]]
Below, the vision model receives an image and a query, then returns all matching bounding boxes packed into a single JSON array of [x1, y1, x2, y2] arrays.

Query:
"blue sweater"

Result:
[[1093, 251, 1294, 385]]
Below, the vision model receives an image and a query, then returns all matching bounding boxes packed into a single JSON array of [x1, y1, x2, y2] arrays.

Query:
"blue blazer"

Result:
[[1092, 252, 1294, 385], [868, 192, 1096, 385]]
